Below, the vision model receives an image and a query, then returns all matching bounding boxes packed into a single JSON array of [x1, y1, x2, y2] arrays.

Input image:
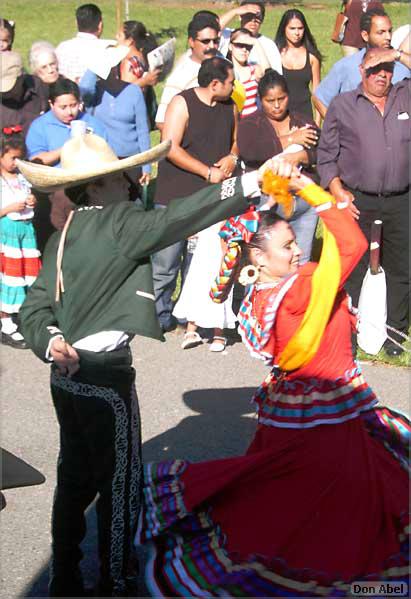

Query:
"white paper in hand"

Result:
[[147, 38, 176, 81]]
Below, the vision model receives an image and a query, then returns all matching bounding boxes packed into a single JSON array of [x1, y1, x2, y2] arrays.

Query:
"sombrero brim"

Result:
[[16, 140, 171, 193]]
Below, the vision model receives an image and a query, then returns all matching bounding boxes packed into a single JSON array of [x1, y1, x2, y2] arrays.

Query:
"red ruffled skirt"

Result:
[[137, 407, 410, 597]]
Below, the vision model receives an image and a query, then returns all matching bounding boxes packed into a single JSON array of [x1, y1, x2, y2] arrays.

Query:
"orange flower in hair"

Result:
[[262, 170, 294, 218]]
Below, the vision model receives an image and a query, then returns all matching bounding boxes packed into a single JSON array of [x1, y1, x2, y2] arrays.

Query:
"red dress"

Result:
[[136, 191, 410, 597]]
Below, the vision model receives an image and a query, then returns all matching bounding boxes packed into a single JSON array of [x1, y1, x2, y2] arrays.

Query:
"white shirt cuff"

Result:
[[241, 171, 261, 200], [45, 334, 64, 361]]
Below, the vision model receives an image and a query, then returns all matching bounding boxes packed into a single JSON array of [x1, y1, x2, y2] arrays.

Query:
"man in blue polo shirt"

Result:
[[313, 8, 410, 118], [26, 78, 107, 167]]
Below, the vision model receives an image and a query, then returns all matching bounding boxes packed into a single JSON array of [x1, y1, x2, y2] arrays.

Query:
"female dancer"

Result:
[[275, 9, 322, 124], [136, 164, 409, 596]]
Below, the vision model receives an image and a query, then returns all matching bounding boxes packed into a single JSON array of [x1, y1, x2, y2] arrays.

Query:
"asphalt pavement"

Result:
[[1, 330, 409, 598]]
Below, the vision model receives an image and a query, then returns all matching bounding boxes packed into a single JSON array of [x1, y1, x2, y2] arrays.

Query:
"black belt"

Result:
[[75, 345, 132, 370], [356, 187, 409, 198]]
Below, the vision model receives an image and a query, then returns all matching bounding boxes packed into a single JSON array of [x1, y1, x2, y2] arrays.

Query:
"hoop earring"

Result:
[[239, 264, 259, 286]]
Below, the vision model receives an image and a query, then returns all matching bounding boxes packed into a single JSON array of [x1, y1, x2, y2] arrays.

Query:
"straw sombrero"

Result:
[[16, 134, 171, 193]]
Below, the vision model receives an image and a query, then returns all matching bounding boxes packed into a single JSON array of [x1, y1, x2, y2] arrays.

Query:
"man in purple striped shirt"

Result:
[[318, 48, 410, 356]]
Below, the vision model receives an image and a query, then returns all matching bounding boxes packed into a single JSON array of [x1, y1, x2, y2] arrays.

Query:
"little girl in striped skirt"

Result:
[[0, 130, 41, 349]]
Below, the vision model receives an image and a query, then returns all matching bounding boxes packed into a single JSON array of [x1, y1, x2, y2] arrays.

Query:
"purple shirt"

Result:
[[317, 80, 410, 195]]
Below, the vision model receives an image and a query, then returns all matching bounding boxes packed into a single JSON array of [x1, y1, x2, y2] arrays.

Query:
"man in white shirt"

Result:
[[391, 24, 410, 50], [219, 1, 283, 74], [56, 3, 108, 83], [155, 14, 220, 131]]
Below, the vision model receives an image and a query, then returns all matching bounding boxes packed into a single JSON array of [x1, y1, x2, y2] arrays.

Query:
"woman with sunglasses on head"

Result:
[[275, 9, 322, 125], [136, 161, 410, 597], [228, 28, 263, 118]]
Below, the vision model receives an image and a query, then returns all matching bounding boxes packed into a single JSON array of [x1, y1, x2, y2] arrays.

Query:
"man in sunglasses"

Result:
[[318, 48, 410, 357], [219, 1, 283, 74], [155, 13, 220, 133]]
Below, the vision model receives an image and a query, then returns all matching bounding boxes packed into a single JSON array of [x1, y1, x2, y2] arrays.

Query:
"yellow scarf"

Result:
[[262, 176, 341, 371]]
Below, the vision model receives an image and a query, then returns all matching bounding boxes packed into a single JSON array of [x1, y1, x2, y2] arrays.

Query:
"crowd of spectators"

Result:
[[0, 0, 410, 358]]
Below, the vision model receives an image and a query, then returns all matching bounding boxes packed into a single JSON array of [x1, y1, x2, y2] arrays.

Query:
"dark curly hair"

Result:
[[0, 132, 26, 158]]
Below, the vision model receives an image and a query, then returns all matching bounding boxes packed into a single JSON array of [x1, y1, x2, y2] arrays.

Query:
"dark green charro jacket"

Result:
[[20, 177, 255, 362]]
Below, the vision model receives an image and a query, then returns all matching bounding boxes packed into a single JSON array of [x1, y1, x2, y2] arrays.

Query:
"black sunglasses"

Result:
[[231, 41, 253, 51], [195, 37, 219, 45], [242, 13, 262, 24]]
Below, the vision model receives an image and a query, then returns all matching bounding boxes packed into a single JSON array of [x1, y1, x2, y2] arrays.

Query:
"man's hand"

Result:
[[257, 157, 294, 183], [139, 172, 151, 186], [330, 183, 359, 220], [236, 3, 261, 16], [214, 154, 237, 178], [279, 152, 303, 168], [362, 47, 397, 70], [50, 338, 80, 376], [209, 166, 226, 184]]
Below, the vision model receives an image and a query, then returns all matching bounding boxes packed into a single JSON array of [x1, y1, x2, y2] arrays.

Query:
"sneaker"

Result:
[[1, 331, 29, 349]]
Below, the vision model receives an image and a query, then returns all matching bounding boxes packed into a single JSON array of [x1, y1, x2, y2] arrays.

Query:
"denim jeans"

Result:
[[151, 205, 193, 329], [274, 195, 318, 265]]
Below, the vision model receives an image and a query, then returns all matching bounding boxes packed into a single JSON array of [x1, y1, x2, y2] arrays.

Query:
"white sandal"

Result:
[[181, 331, 203, 350], [209, 336, 227, 353]]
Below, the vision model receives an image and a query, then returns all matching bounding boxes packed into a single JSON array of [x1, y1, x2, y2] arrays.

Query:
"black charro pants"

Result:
[[49, 346, 142, 597], [344, 189, 410, 340]]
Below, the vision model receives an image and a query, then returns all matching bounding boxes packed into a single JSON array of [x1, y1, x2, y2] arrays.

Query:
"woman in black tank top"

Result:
[[275, 9, 322, 125]]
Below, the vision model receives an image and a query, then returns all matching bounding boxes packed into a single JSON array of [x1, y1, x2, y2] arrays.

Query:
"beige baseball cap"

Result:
[[0, 50, 23, 93]]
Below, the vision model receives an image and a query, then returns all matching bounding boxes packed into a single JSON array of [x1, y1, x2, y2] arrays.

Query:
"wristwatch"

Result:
[[396, 49, 403, 60]]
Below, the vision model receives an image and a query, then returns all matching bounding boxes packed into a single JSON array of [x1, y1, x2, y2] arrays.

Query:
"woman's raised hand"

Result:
[[142, 68, 161, 87]]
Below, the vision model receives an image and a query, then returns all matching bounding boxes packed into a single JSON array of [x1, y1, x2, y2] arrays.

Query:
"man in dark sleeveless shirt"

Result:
[[152, 57, 240, 333]]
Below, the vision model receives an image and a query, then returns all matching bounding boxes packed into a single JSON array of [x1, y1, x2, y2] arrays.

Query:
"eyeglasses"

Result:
[[242, 13, 263, 24], [195, 37, 219, 45], [231, 41, 253, 52]]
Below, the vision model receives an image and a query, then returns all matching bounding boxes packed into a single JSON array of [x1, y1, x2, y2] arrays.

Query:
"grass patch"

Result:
[[5, 1, 409, 77], [4, 0, 409, 366]]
